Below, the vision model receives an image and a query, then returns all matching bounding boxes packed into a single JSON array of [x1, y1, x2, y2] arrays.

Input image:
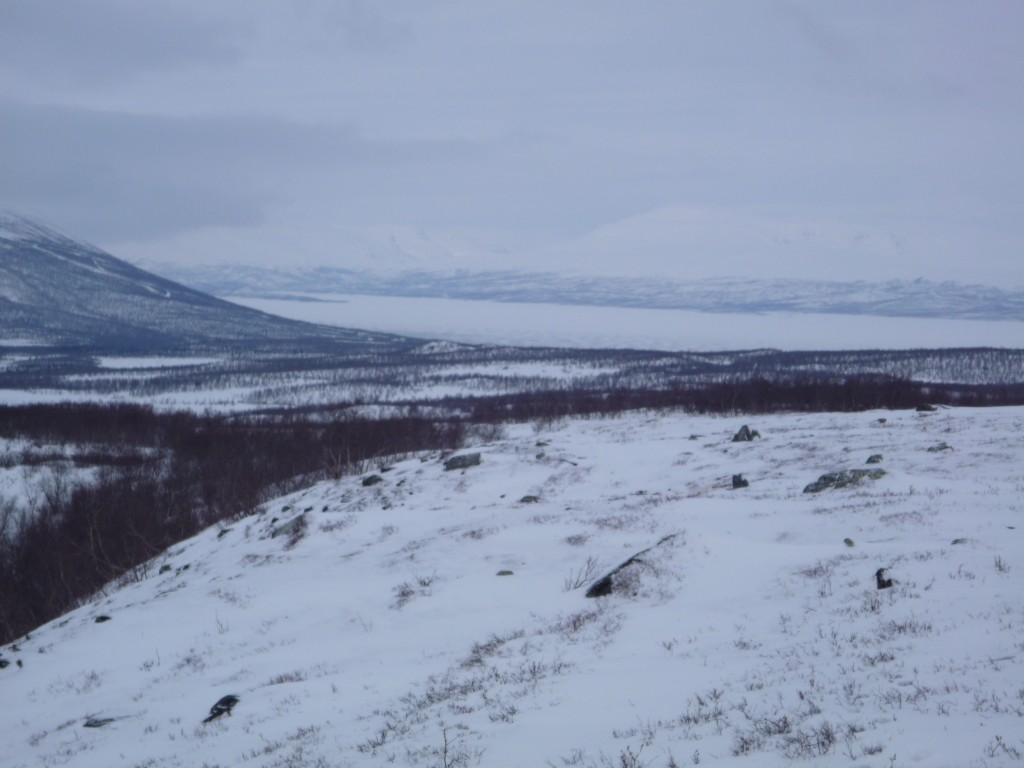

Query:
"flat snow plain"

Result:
[[225, 293, 1024, 351], [2, 406, 1022, 767]]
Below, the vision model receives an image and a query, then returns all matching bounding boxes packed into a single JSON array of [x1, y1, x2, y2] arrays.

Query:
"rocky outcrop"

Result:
[[732, 474, 749, 489], [875, 568, 894, 589], [803, 468, 885, 493], [585, 534, 680, 598], [732, 425, 760, 442], [444, 453, 482, 471]]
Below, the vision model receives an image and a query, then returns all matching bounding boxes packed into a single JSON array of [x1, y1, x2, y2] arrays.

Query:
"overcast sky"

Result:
[[1, 1, 1022, 285]]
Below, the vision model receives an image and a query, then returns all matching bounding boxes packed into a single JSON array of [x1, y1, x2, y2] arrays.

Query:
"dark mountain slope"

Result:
[[0, 211, 414, 353]]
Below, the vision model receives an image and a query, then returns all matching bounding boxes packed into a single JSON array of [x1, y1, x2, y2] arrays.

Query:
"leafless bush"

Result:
[[983, 735, 1023, 760], [461, 628, 526, 668], [268, 670, 307, 685], [549, 607, 603, 638], [781, 720, 837, 759], [732, 730, 766, 756], [564, 556, 602, 591], [392, 582, 416, 609], [995, 555, 1011, 574], [881, 618, 932, 638], [390, 573, 436, 609]]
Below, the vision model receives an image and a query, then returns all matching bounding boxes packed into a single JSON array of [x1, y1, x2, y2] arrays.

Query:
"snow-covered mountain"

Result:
[[121, 205, 1024, 323], [144, 262, 1024, 323], [0, 211, 412, 352], [3, 406, 1022, 767]]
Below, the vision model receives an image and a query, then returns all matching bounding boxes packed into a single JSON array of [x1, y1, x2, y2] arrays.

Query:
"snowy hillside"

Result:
[[2, 407, 1023, 767], [0, 210, 411, 353]]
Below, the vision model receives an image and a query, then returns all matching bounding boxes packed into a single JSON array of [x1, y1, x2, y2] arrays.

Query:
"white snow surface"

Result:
[[95, 357, 221, 370], [2, 407, 1023, 767], [224, 294, 1024, 351]]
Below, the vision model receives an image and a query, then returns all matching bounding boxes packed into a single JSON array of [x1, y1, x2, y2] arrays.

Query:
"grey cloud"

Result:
[[0, 0, 238, 87], [0, 2, 1020, 284], [0, 100, 485, 241]]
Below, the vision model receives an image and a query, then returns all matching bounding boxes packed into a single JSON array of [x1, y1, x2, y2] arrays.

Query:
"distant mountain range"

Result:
[[0, 211, 413, 353], [144, 263, 1024, 323]]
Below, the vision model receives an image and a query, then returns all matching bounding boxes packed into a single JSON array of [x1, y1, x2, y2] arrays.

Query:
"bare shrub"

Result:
[[268, 670, 307, 686], [550, 607, 603, 639], [983, 735, 1023, 760], [564, 556, 602, 591], [781, 720, 837, 759]]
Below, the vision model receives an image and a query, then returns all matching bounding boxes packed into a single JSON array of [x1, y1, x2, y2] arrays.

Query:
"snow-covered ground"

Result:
[[2, 406, 1023, 767], [225, 293, 1024, 351], [95, 357, 222, 370], [0, 438, 101, 530]]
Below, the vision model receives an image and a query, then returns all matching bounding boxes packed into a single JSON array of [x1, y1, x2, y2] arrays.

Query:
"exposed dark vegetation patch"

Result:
[[393, 374, 1024, 424]]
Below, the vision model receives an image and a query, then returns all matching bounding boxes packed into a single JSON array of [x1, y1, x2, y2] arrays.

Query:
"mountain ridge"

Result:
[[0, 211, 414, 353], [140, 261, 1024, 323]]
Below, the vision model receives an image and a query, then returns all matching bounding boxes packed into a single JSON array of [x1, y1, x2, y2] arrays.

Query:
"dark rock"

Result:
[[916, 403, 938, 412], [496, 570, 514, 576], [951, 537, 968, 545], [927, 442, 953, 452], [585, 534, 680, 599], [866, 454, 883, 464], [843, 538, 855, 547], [83, 717, 116, 728], [519, 495, 540, 504], [271, 514, 306, 540], [444, 453, 482, 471], [159, 564, 172, 574], [876, 418, 887, 424], [803, 468, 885, 494], [216, 528, 231, 539], [875, 568, 894, 589], [0, 658, 8, 669], [94, 615, 112, 623], [732, 425, 760, 442], [203, 694, 240, 724], [731, 474, 749, 489], [362, 474, 384, 487]]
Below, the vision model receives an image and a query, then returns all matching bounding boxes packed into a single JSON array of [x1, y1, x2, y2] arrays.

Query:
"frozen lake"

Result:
[[226, 293, 1024, 351]]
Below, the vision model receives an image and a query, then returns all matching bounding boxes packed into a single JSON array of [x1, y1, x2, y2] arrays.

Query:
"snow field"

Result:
[[1, 406, 1022, 767]]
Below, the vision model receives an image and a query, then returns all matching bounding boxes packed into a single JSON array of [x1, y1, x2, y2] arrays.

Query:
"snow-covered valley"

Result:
[[2, 406, 1022, 767]]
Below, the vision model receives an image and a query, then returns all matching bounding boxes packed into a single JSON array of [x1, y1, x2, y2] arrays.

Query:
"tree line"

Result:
[[0, 404, 464, 644]]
